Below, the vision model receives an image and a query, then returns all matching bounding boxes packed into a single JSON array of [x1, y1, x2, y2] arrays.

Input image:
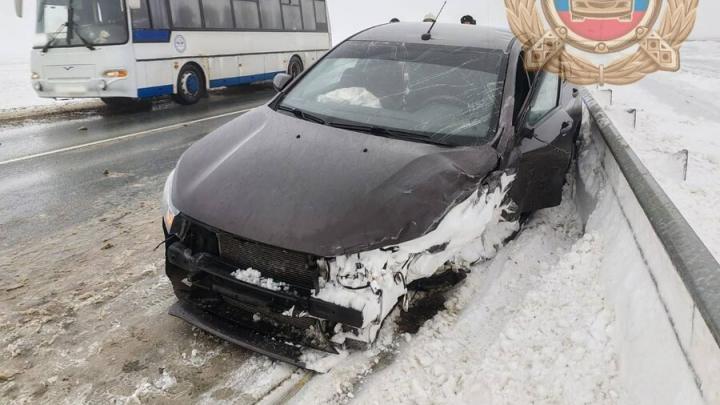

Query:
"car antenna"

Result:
[[422, 1, 447, 41]]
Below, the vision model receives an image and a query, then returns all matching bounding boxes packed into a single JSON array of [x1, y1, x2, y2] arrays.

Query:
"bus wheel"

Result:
[[173, 65, 205, 105], [288, 56, 304, 78]]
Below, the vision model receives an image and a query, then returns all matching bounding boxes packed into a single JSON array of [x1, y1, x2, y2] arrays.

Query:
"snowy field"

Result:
[[593, 40, 720, 261], [0, 63, 96, 117], [0, 63, 55, 110]]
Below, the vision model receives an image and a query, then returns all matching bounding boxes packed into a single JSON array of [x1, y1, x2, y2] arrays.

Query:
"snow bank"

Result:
[[576, 104, 720, 404]]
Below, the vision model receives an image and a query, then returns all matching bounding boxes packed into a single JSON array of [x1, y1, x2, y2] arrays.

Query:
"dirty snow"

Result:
[[592, 40, 720, 261], [300, 349, 349, 374]]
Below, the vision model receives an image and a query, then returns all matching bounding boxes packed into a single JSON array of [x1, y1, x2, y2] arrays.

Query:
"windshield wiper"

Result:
[[328, 122, 449, 146], [72, 28, 97, 51], [277, 105, 327, 125], [42, 22, 68, 53], [67, 0, 96, 51]]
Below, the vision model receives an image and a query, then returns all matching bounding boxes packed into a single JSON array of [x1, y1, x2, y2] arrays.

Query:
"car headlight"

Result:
[[162, 170, 180, 231]]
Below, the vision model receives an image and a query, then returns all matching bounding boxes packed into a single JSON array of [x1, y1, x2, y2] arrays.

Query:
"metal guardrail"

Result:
[[581, 88, 720, 347]]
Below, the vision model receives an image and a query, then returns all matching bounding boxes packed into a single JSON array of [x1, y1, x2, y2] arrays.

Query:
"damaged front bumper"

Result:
[[164, 173, 517, 367], [165, 239, 382, 366]]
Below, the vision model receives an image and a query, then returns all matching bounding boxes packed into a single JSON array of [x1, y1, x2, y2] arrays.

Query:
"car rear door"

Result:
[[511, 71, 576, 213]]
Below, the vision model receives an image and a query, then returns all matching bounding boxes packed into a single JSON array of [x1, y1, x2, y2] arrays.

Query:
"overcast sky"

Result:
[[1, 0, 718, 63]]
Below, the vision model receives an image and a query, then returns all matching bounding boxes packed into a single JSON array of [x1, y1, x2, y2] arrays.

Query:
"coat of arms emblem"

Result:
[[505, 0, 699, 85]]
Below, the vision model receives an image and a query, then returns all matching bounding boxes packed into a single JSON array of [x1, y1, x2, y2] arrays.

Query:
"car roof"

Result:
[[349, 22, 515, 52]]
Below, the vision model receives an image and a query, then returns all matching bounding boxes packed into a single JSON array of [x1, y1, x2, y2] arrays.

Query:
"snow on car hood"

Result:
[[172, 106, 499, 257]]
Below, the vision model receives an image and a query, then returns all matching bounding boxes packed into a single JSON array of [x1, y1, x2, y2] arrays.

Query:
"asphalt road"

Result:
[[0, 85, 276, 250]]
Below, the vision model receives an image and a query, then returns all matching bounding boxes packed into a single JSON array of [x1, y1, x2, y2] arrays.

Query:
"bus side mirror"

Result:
[[15, 0, 23, 17], [273, 73, 293, 93]]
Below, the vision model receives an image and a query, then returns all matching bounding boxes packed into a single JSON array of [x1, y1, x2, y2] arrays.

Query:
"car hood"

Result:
[[173, 106, 499, 257]]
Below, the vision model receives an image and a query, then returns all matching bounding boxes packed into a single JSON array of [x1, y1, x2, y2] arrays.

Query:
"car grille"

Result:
[[216, 232, 318, 290]]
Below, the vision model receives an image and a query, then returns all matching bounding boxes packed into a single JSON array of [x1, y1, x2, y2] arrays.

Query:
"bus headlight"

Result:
[[31, 72, 40, 80], [103, 69, 128, 79], [162, 170, 180, 231]]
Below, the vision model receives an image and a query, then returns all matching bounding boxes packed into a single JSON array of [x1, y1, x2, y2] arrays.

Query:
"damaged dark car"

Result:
[[161, 23, 581, 369]]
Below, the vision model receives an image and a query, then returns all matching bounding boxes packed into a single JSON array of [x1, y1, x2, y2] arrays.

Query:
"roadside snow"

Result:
[[0, 63, 52, 111], [472, 233, 618, 405], [592, 40, 720, 261], [0, 62, 99, 118], [353, 223, 619, 403]]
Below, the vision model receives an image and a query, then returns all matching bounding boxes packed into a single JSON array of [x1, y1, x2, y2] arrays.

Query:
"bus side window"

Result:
[[300, 0, 315, 31], [281, 0, 302, 31], [131, 0, 151, 29], [170, 0, 203, 29], [234, 0, 261, 29], [148, 0, 170, 29], [313, 0, 327, 32], [259, 0, 283, 30], [202, 0, 234, 29]]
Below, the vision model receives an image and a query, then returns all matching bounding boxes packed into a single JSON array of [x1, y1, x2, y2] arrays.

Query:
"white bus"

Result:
[[16, 0, 331, 105]]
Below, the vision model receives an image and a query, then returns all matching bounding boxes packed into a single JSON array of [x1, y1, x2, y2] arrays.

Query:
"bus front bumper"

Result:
[[32, 78, 136, 99]]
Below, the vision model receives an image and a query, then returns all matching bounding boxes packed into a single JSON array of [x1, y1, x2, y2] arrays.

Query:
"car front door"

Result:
[[511, 71, 576, 213]]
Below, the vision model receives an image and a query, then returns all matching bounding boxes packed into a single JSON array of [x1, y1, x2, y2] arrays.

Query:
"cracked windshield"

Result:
[[280, 40, 505, 146]]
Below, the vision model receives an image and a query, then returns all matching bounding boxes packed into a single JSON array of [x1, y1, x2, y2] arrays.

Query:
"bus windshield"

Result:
[[34, 0, 128, 48]]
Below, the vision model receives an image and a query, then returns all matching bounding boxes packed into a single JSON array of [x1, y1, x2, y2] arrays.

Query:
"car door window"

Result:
[[526, 72, 560, 126]]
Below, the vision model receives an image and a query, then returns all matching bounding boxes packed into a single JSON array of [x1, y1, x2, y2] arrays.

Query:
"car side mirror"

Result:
[[273, 73, 293, 93]]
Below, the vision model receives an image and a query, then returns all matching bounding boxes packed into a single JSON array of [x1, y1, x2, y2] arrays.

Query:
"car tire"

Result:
[[288, 56, 304, 79], [173, 64, 205, 105]]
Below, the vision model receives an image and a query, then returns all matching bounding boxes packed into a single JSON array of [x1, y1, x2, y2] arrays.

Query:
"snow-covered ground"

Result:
[[0, 63, 96, 117], [0, 63, 54, 110], [592, 40, 720, 261], [349, 204, 620, 404]]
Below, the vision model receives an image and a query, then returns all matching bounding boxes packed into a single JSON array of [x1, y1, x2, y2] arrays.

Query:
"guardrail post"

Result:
[[597, 88, 613, 105], [676, 149, 689, 181], [626, 108, 638, 129]]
